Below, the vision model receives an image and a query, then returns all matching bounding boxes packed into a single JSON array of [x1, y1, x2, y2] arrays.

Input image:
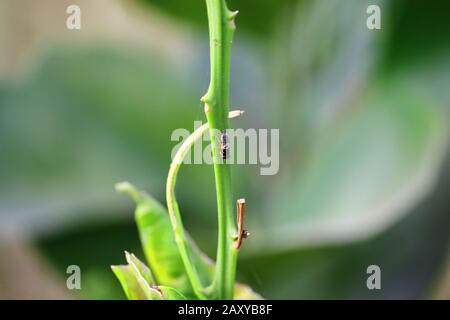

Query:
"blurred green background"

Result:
[[0, 0, 449, 299]]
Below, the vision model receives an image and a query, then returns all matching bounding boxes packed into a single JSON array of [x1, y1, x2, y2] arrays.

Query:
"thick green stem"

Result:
[[166, 111, 243, 300], [202, 0, 238, 300]]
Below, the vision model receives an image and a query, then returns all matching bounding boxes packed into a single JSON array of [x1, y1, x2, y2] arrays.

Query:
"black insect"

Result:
[[220, 130, 230, 160]]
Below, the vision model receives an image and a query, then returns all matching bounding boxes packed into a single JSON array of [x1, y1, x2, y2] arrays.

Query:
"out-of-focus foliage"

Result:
[[433, 251, 450, 299], [244, 0, 449, 249], [0, 0, 449, 299], [140, 0, 296, 37], [259, 81, 447, 248], [0, 47, 209, 234]]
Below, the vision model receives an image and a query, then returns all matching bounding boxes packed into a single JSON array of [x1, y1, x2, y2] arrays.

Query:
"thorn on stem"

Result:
[[228, 110, 245, 119], [235, 198, 248, 249], [228, 10, 239, 20]]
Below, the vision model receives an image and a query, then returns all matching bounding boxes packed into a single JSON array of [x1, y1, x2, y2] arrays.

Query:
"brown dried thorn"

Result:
[[235, 198, 248, 249]]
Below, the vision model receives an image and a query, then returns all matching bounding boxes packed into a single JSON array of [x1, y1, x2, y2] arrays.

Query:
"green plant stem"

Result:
[[167, 123, 210, 300], [202, 0, 239, 300], [166, 111, 243, 300]]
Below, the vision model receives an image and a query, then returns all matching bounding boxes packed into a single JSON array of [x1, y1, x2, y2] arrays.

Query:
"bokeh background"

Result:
[[0, 0, 449, 299]]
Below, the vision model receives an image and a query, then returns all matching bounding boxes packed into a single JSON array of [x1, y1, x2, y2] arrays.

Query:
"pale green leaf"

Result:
[[112, 252, 189, 300], [254, 83, 448, 250], [116, 182, 214, 298], [111, 264, 162, 300]]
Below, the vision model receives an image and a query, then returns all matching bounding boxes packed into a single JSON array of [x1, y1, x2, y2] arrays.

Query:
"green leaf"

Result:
[[124, 251, 156, 287], [112, 252, 187, 300], [255, 82, 448, 250], [116, 182, 214, 298], [159, 286, 188, 300], [111, 258, 162, 300]]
